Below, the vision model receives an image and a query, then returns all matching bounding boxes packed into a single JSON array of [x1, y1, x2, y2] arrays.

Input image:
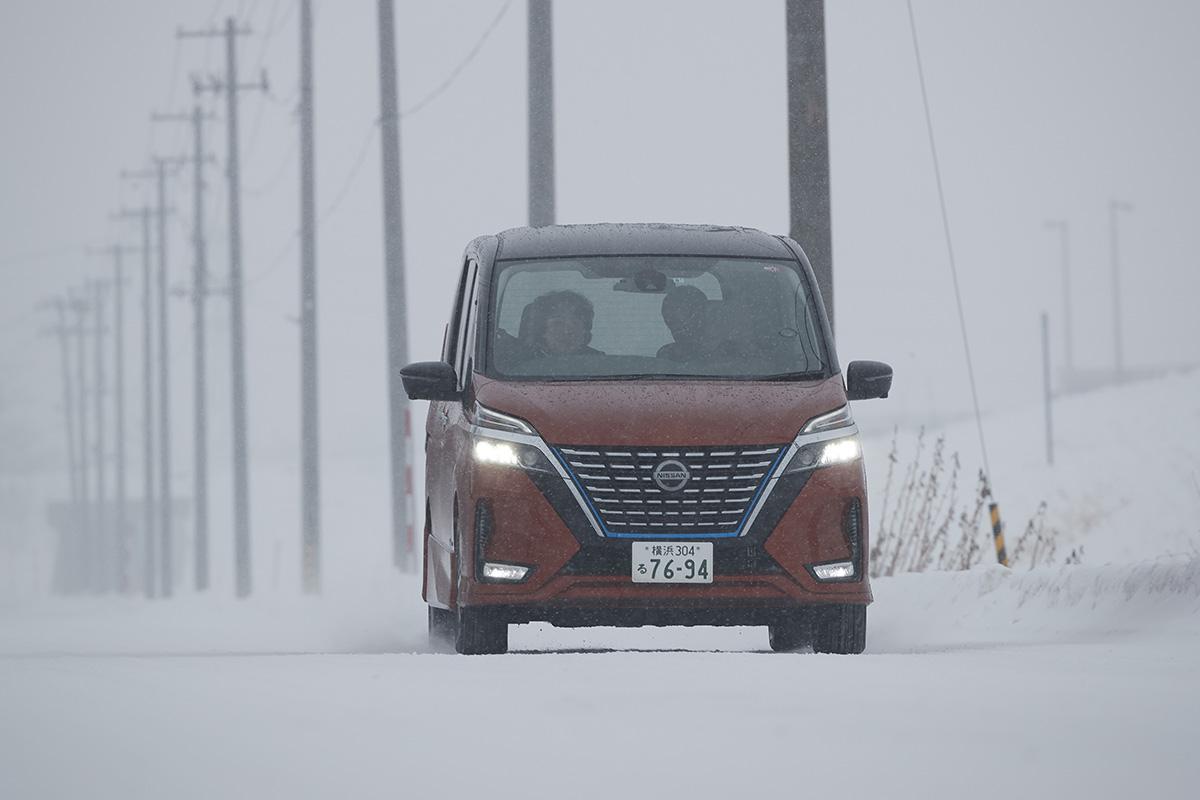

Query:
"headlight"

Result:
[[469, 403, 556, 474], [816, 436, 861, 466], [783, 435, 861, 473], [473, 439, 521, 467], [472, 436, 555, 472], [782, 405, 861, 474]]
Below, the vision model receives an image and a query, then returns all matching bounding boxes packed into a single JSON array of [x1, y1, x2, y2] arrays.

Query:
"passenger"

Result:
[[526, 290, 604, 357], [658, 285, 710, 361]]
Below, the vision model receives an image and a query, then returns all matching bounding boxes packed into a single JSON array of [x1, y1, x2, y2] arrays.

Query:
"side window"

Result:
[[454, 261, 478, 386], [462, 274, 482, 387], [442, 260, 471, 364]]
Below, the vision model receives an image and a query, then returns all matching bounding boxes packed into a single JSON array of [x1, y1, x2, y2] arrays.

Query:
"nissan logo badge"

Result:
[[652, 459, 691, 492]]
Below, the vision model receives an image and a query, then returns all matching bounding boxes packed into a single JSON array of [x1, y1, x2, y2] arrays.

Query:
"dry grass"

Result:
[[870, 428, 1061, 576]]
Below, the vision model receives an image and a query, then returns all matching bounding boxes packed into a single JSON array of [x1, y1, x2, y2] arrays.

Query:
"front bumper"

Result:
[[456, 454, 872, 613]]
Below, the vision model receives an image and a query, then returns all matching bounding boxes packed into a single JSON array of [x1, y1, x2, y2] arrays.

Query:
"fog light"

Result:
[[474, 439, 520, 467], [811, 561, 855, 581], [481, 562, 530, 582]]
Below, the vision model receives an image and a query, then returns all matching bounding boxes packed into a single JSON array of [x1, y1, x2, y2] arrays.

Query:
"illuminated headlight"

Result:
[[474, 438, 521, 467], [810, 561, 855, 581], [818, 437, 861, 467], [481, 562, 530, 582], [472, 437, 551, 472], [784, 434, 861, 474]]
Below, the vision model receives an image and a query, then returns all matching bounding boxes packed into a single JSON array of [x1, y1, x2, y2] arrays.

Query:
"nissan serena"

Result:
[[402, 223, 892, 655]]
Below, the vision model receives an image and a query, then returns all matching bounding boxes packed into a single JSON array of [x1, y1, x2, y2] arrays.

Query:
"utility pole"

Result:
[[1109, 200, 1133, 382], [46, 298, 82, 592], [153, 103, 217, 593], [1043, 220, 1073, 379], [88, 244, 136, 592], [156, 161, 174, 597], [125, 160, 183, 597], [528, 0, 555, 227], [68, 291, 93, 592], [90, 279, 110, 592], [114, 204, 158, 598], [786, 0, 834, 333], [110, 250, 128, 592], [299, 0, 321, 593], [377, 0, 414, 571], [182, 18, 267, 598]]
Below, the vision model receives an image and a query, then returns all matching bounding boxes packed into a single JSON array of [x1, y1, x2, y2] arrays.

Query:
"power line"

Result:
[[402, 0, 513, 119], [245, 0, 294, 158], [160, 39, 185, 156], [905, 0, 992, 480], [319, 124, 378, 222], [244, 139, 295, 197], [245, 231, 298, 289], [244, 1, 512, 289]]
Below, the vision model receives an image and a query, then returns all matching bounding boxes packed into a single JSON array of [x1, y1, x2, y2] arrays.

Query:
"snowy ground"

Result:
[[2, 559, 1198, 800], [3, 374, 1199, 798]]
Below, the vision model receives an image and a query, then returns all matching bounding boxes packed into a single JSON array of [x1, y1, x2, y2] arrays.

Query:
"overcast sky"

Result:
[[2, 1, 1198, 587]]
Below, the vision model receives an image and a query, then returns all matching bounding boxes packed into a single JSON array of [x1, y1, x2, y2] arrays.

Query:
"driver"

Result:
[[527, 290, 604, 357]]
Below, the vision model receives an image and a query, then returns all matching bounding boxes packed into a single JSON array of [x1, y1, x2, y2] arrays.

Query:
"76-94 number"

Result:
[[647, 558, 709, 581]]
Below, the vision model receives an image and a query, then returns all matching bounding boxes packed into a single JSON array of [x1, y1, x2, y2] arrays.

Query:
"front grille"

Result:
[[554, 443, 788, 536]]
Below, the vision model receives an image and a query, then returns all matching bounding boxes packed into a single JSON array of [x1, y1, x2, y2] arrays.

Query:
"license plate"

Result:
[[631, 542, 713, 584]]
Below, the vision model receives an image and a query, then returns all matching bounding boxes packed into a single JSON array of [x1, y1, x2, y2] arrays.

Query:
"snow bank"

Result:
[[870, 558, 1200, 654], [856, 369, 1200, 568]]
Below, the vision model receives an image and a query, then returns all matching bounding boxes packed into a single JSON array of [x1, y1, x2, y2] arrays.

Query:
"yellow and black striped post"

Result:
[[988, 501, 1009, 567], [982, 475, 1009, 567]]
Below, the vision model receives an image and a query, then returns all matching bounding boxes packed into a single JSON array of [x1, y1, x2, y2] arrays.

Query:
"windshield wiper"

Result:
[[590, 373, 714, 381], [757, 371, 826, 381], [555, 372, 827, 381]]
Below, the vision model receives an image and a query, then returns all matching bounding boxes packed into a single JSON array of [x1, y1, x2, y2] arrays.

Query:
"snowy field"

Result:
[[3, 373, 1200, 799], [2, 560, 1198, 800]]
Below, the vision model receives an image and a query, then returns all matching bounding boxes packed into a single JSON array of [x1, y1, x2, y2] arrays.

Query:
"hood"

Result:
[[473, 374, 846, 447]]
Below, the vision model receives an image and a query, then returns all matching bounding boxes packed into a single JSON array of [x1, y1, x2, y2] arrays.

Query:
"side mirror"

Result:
[[400, 361, 460, 401], [845, 360, 893, 401]]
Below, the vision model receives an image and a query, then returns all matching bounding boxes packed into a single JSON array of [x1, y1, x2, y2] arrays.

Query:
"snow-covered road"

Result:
[[3, 562, 1197, 800]]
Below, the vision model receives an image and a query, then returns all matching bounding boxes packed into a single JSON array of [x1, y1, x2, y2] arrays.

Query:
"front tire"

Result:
[[768, 617, 812, 652], [455, 606, 509, 655], [811, 604, 867, 655]]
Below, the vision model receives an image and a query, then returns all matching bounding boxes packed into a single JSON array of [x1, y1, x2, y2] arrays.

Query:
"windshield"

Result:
[[485, 256, 828, 380]]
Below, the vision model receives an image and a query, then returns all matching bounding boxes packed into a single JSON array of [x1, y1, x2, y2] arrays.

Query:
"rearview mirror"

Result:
[[845, 360, 893, 401], [400, 361, 460, 401]]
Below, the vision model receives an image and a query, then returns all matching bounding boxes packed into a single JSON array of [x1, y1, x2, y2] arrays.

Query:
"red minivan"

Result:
[[402, 224, 892, 654]]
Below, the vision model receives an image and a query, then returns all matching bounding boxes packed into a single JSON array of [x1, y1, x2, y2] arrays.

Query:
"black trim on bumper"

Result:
[[523, 460, 815, 577], [481, 603, 860, 628]]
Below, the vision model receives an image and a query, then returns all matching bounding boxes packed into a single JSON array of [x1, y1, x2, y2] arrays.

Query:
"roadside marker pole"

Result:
[[987, 487, 1009, 567]]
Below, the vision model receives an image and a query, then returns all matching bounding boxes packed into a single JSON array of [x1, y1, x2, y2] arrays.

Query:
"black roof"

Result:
[[492, 223, 797, 261]]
